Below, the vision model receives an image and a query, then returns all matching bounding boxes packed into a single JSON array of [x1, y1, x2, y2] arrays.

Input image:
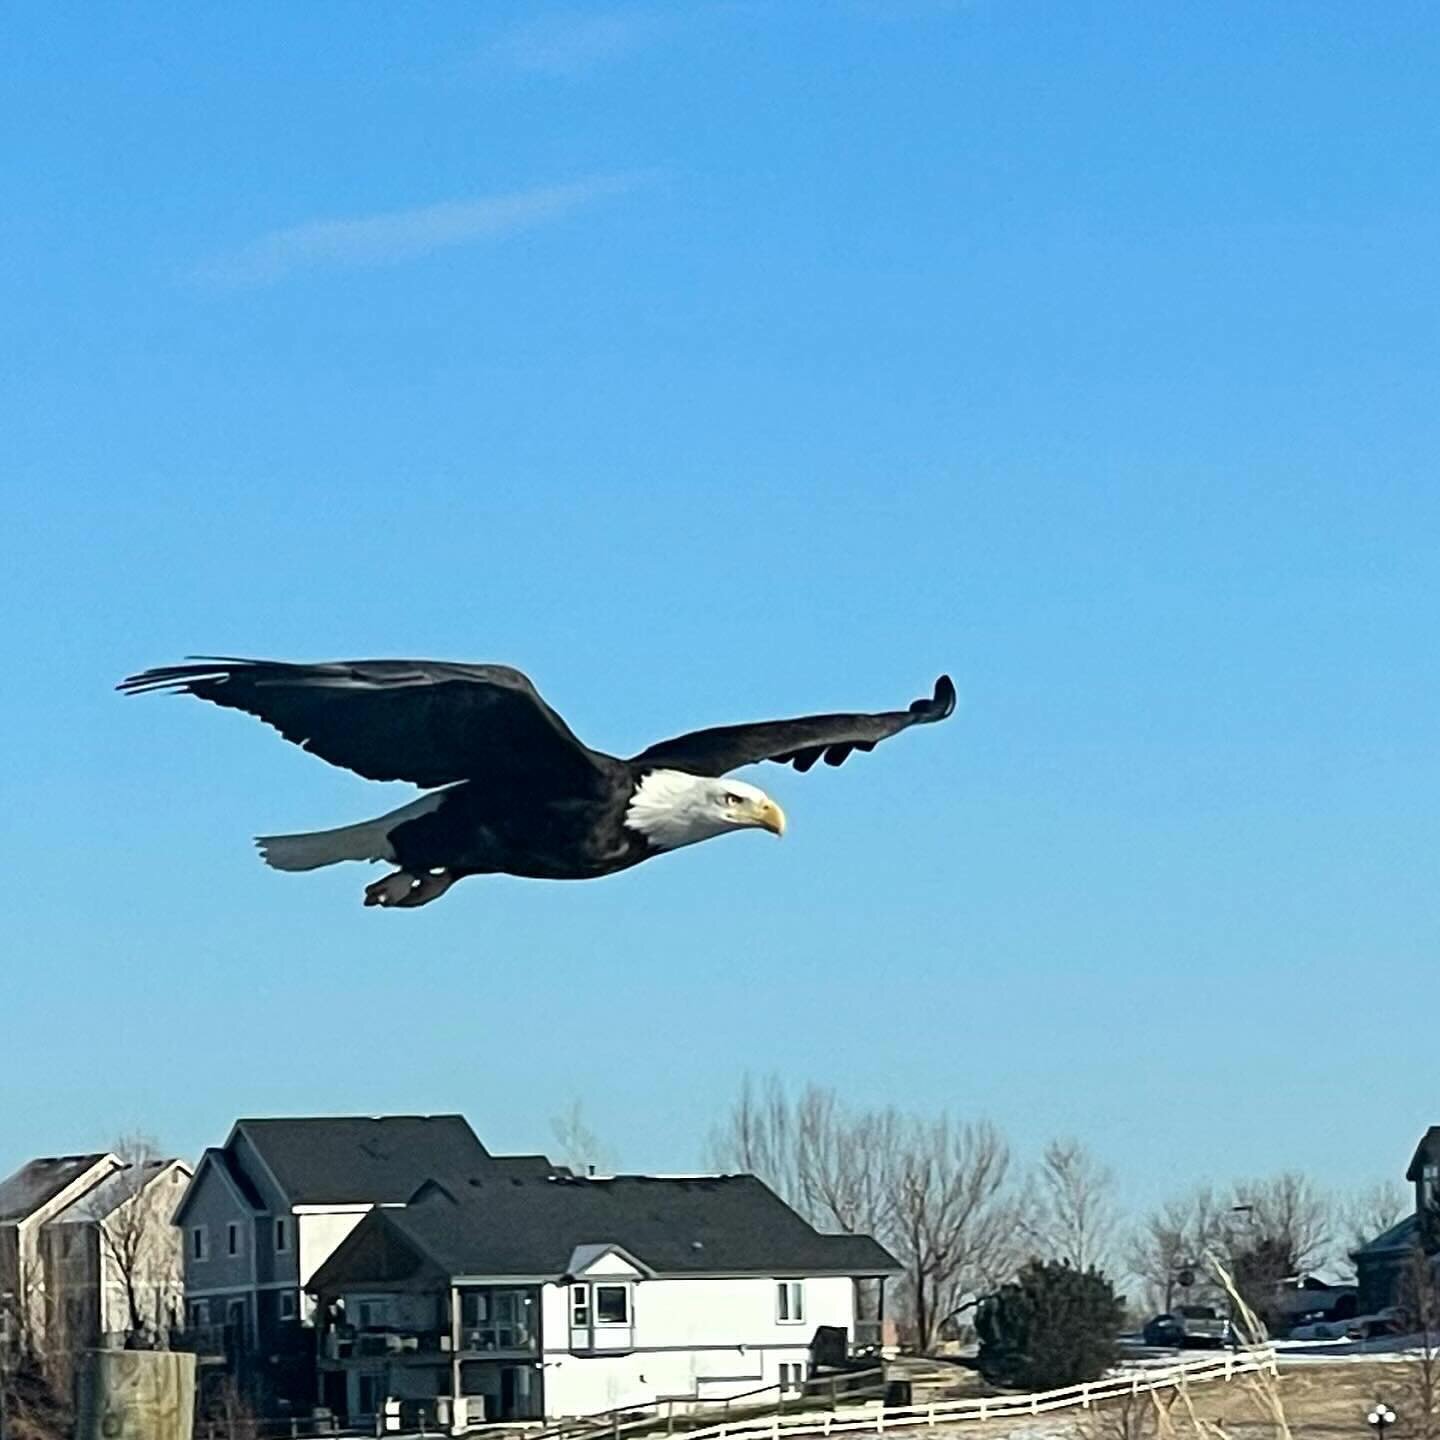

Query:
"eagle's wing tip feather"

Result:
[[907, 674, 956, 721]]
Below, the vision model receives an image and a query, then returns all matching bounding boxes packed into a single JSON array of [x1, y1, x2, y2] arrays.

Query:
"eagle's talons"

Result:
[[363, 869, 455, 909]]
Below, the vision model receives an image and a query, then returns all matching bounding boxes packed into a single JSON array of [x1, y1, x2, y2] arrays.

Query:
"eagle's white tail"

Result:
[[256, 791, 449, 872]]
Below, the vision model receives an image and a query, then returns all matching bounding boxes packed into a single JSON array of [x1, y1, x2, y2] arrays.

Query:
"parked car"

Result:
[[1143, 1305, 1234, 1349], [1289, 1308, 1405, 1342]]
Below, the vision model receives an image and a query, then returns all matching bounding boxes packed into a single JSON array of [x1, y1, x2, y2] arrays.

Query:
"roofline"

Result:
[[3, 1153, 124, 1228], [230, 1121, 293, 1209], [455, 1267, 901, 1284], [174, 1149, 260, 1225], [1407, 1129, 1439, 1182], [564, 1243, 655, 1279], [54, 1158, 193, 1223]]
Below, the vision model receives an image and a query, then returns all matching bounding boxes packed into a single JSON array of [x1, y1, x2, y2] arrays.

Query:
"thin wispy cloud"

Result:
[[488, 7, 668, 77], [190, 173, 644, 289]]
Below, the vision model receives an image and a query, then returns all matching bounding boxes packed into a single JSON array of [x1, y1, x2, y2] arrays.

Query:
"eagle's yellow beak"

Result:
[[756, 798, 787, 837]]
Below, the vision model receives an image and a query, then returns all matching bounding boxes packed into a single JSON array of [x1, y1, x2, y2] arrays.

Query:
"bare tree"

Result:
[[1398, 1244, 1440, 1440], [1127, 1186, 1232, 1313], [711, 1079, 1024, 1351], [1025, 1139, 1119, 1275], [550, 1101, 613, 1176], [1230, 1173, 1332, 1276], [94, 1135, 183, 1346], [709, 1076, 806, 1211], [890, 1117, 1023, 1351], [791, 1088, 901, 1237], [1340, 1180, 1411, 1268]]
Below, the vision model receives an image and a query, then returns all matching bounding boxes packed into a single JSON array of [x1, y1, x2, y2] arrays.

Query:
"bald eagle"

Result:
[[118, 659, 955, 908]]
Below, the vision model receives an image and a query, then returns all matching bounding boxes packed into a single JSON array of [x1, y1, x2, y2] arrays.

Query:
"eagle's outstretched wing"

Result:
[[118, 657, 610, 791], [629, 675, 955, 777]]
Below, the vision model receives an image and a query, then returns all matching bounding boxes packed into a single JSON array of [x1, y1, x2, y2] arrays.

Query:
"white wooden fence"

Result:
[[681, 1349, 1279, 1440]]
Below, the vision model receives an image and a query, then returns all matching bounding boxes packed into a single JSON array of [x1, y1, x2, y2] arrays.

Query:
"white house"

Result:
[[0, 1152, 190, 1352], [47, 1157, 192, 1345], [308, 1170, 898, 1432]]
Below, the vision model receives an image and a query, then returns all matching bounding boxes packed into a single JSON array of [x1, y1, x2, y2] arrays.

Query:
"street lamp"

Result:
[[1367, 1402, 1397, 1440]]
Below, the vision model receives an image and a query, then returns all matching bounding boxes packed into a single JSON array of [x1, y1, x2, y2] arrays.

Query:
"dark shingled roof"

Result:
[[313, 1172, 898, 1290], [1352, 1212, 1419, 1259], [235, 1116, 560, 1206], [0, 1155, 110, 1224]]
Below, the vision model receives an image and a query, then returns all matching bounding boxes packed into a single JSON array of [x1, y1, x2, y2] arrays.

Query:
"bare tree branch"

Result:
[[549, 1101, 613, 1176], [1023, 1138, 1119, 1275]]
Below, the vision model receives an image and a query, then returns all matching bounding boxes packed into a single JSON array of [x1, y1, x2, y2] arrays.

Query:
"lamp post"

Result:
[[1367, 1401, 1397, 1440]]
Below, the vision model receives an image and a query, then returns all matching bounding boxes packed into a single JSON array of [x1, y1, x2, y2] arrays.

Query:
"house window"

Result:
[[190, 1226, 208, 1261], [357, 1298, 390, 1329], [570, 1284, 590, 1328], [777, 1281, 805, 1324], [278, 1291, 297, 1322], [190, 1300, 210, 1328], [227, 1223, 241, 1257], [357, 1373, 384, 1417], [779, 1364, 805, 1393], [594, 1285, 630, 1326], [274, 1217, 290, 1253]]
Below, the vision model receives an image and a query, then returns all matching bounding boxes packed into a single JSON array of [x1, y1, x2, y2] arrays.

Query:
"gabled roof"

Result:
[[1407, 1128, 1440, 1182], [55, 1160, 192, 1225], [1352, 1212, 1419, 1259], [0, 1155, 114, 1224], [234, 1115, 499, 1206], [311, 1172, 899, 1292]]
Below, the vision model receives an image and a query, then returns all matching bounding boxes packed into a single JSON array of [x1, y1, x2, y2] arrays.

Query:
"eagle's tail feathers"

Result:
[[256, 820, 394, 872], [254, 790, 451, 873]]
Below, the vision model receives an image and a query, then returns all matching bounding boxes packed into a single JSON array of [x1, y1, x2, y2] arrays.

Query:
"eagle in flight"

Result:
[[119, 659, 955, 909]]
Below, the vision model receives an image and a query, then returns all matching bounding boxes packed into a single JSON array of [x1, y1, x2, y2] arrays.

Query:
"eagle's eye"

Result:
[[723, 792, 742, 806]]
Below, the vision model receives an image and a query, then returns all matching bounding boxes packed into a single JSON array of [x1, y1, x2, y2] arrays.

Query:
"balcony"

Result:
[[323, 1326, 451, 1362], [459, 1320, 536, 1354]]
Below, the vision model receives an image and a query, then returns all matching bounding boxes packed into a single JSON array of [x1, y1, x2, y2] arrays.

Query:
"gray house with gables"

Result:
[[174, 1115, 556, 1412]]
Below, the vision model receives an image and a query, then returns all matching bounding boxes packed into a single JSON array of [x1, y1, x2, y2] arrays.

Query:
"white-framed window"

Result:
[[594, 1284, 630, 1326], [190, 1226, 208, 1262], [227, 1222, 242, 1258], [779, 1363, 805, 1394], [278, 1290, 297, 1322], [570, 1284, 590, 1328], [190, 1300, 210, 1328], [777, 1280, 805, 1324], [356, 1297, 390, 1329], [275, 1217, 290, 1253]]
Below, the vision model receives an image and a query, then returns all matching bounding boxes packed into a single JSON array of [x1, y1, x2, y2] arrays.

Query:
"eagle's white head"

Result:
[[625, 769, 787, 852]]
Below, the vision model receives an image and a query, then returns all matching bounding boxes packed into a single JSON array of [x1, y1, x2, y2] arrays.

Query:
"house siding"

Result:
[[181, 1166, 254, 1297], [539, 1273, 854, 1418]]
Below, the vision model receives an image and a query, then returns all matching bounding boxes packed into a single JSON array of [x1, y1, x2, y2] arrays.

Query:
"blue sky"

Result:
[[4, 2, 1438, 1232]]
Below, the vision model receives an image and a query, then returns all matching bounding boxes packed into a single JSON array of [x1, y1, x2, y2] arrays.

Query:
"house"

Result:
[[0, 1152, 189, 1355], [307, 1169, 898, 1433], [1351, 1127, 1440, 1315], [172, 1115, 559, 1412], [44, 1158, 192, 1347], [0, 1154, 123, 1351]]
